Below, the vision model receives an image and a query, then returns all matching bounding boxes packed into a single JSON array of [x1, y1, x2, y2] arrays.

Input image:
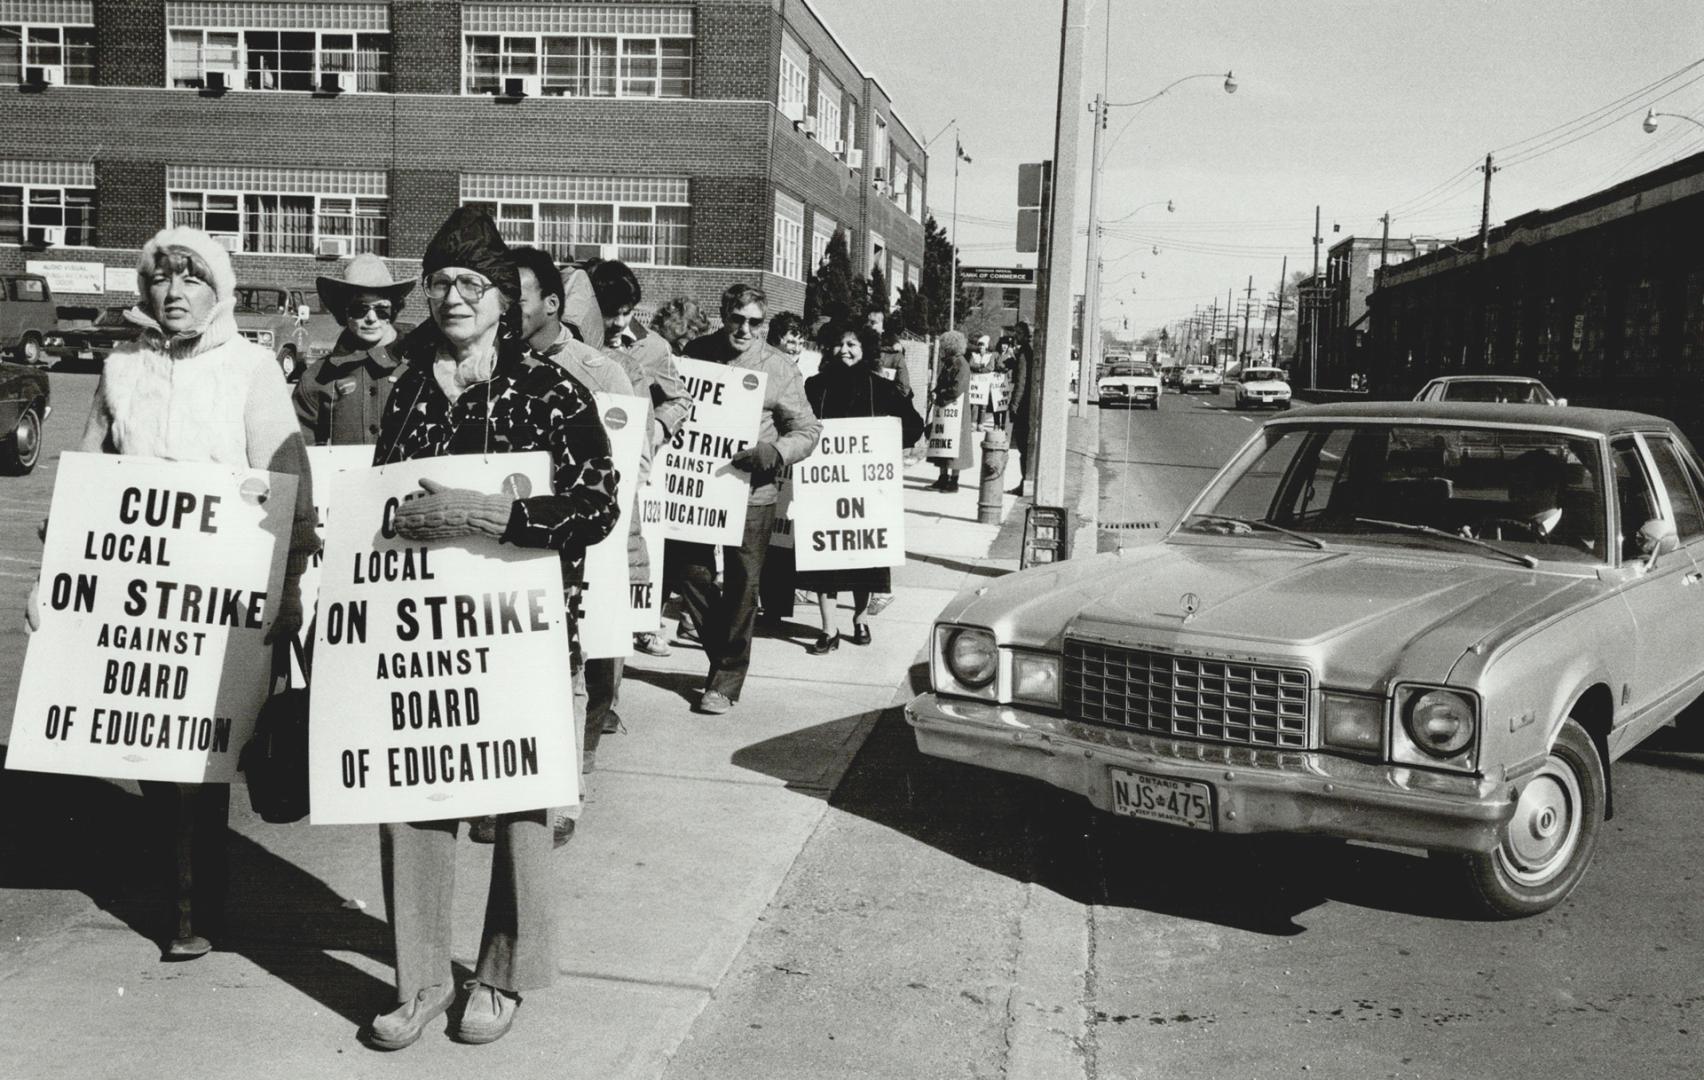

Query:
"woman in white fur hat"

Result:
[[77, 225, 318, 960]]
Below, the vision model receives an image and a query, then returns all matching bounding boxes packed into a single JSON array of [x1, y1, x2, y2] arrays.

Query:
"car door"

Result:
[[1612, 435, 1704, 721]]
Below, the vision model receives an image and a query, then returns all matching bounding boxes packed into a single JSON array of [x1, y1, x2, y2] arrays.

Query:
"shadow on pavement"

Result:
[[739, 708, 1472, 935], [0, 746, 394, 1026], [904, 552, 1008, 579]]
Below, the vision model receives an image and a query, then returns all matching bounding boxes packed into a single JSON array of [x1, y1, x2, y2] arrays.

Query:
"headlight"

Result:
[[255, 330, 274, 347], [944, 628, 998, 690], [1011, 653, 1060, 707], [1321, 692, 1382, 753], [1402, 688, 1476, 758]]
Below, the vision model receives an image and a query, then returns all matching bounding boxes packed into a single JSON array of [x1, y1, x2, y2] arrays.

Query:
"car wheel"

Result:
[[0, 403, 43, 475], [277, 345, 299, 381], [1458, 717, 1604, 918], [17, 332, 43, 365]]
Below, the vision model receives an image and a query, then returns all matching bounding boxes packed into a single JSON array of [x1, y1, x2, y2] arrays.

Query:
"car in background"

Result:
[[1180, 365, 1223, 394], [1097, 362, 1162, 409], [233, 285, 342, 382], [0, 356, 50, 474], [1161, 365, 1185, 389], [49, 305, 145, 372], [909, 400, 1704, 918], [1234, 366, 1292, 410], [1415, 375, 1563, 406], [1, 273, 58, 365]]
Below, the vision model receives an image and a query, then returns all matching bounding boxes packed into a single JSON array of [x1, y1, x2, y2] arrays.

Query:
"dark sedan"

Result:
[[50, 306, 142, 372], [0, 358, 50, 474]]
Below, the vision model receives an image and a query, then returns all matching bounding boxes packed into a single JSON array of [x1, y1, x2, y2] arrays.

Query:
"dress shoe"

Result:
[[850, 623, 872, 646], [454, 981, 520, 1045], [164, 934, 211, 962], [600, 708, 623, 735], [633, 632, 670, 657], [697, 689, 733, 715], [369, 982, 454, 1051], [808, 632, 840, 655], [676, 621, 701, 644], [468, 816, 497, 844]]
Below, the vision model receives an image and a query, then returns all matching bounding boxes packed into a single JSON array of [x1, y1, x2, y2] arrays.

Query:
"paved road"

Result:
[[673, 385, 1704, 1080]]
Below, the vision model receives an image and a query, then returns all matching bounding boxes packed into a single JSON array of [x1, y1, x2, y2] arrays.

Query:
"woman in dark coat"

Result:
[[797, 321, 925, 653]]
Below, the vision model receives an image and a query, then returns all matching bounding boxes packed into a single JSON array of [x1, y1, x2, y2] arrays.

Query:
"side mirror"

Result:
[[1638, 518, 1679, 570], [1555, 397, 1568, 407], [296, 304, 310, 323]]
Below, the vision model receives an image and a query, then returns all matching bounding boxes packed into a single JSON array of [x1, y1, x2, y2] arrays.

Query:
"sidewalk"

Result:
[[0, 441, 1026, 1080]]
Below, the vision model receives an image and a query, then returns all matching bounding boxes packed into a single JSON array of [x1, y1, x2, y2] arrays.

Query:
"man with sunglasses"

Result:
[[294, 252, 415, 446], [674, 284, 822, 714]]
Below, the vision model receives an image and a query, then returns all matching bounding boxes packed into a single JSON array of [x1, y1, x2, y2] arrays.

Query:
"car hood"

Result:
[[942, 541, 1598, 689]]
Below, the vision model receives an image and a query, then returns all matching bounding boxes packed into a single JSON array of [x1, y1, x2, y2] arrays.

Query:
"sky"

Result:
[[813, 0, 1704, 337]]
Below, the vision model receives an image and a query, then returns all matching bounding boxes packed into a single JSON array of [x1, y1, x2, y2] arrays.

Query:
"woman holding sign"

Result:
[[797, 322, 924, 652], [365, 207, 618, 1050], [926, 330, 976, 492], [67, 226, 318, 960]]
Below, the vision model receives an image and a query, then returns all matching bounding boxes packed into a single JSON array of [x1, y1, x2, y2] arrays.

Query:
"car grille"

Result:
[[1064, 640, 1310, 748]]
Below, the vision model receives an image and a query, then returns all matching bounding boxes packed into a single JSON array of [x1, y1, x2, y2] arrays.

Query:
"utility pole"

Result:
[[1378, 211, 1390, 278], [947, 131, 962, 330], [1273, 254, 1287, 366], [1309, 205, 1321, 390], [1076, 93, 1107, 419], [1477, 152, 1497, 260], [1224, 287, 1233, 366], [1034, 0, 1088, 510], [1240, 275, 1255, 363]]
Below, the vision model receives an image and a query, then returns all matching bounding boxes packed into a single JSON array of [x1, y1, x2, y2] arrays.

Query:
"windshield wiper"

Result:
[[1352, 517, 1537, 569], [1188, 513, 1326, 549]]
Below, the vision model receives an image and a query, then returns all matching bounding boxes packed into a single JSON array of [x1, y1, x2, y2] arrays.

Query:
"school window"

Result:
[[811, 215, 836, 272], [814, 77, 841, 150], [166, 1, 392, 92], [778, 30, 808, 119], [166, 165, 388, 255], [462, 175, 690, 267], [872, 115, 890, 181], [461, 4, 692, 97], [0, 7, 95, 86], [772, 192, 804, 282], [0, 183, 95, 246]]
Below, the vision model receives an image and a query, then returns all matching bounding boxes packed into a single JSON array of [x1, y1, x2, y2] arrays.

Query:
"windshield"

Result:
[[1107, 365, 1154, 378], [233, 287, 286, 314], [1443, 380, 1555, 404], [1242, 368, 1284, 381], [1183, 423, 1608, 564]]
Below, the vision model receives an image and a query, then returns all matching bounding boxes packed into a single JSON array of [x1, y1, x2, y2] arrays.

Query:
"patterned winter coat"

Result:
[[373, 328, 620, 588]]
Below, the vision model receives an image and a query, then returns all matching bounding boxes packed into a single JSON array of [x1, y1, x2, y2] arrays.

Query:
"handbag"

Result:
[[239, 637, 311, 824]]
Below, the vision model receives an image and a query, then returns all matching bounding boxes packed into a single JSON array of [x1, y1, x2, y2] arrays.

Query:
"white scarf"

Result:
[[432, 345, 498, 404]]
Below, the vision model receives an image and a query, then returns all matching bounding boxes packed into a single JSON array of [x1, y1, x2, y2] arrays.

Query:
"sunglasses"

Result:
[[348, 302, 393, 320], [424, 273, 496, 304], [729, 315, 766, 328]]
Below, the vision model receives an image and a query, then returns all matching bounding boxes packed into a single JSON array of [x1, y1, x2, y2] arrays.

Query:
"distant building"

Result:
[[2, 0, 927, 323], [1308, 235, 1443, 389]]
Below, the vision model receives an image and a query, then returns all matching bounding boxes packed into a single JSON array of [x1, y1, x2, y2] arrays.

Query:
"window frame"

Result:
[[0, 182, 96, 247], [1, 20, 96, 85], [461, 30, 692, 98], [462, 196, 690, 267], [167, 186, 389, 255], [166, 24, 393, 92]]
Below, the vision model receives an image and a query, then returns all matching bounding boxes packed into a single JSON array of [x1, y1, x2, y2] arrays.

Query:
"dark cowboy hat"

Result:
[[316, 253, 415, 321]]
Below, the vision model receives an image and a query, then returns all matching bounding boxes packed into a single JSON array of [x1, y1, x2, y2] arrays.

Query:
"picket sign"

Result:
[[769, 463, 795, 550], [990, 373, 1012, 412], [577, 392, 648, 659], [654, 357, 766, 545], [296, 445, 375, 669], [789, 417, 906, 572], [925, 395, 966, 461], [8, 452, 295, 783], [632, 482, 665, 633], [308, 452, 577, 825], [968, 372, 995, 406]]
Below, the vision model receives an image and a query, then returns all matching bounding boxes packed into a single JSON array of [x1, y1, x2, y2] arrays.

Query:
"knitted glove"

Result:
[[728, 442, 784, 484], [393, 478, 514, 542]]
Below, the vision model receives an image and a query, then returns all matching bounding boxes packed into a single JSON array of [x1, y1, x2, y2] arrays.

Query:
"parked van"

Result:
[[232, 285, 341, 381], [1, 274, 58, 365]]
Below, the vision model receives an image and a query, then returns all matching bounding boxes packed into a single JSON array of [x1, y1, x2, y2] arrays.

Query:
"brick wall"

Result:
[[691, 175, 770, 269], [94, 0, 164, 88], [391, 168, 460, 263], [697, 0, 776, 100], [95, 160, 165, 250], [391, 0, 461, 97]]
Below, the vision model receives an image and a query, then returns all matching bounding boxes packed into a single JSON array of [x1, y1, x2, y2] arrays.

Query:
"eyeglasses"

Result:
[[424, 273, 496, 304], [729, 315, 766, 329], [348, 302, 393, 320]]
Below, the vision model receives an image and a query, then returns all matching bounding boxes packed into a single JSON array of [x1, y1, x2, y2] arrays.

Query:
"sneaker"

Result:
[[697, 689, 733, 715], [865, 594, 894, 616], [552, 814, 576, 848], [369, 982, 455, 1051], [634, 632, 670, 657], [454, 981, 520, 1045]]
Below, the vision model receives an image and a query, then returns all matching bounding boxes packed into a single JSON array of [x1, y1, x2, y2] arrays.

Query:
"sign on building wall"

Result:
[[27, 260, 104, 295], [8, 453, 294, 784]]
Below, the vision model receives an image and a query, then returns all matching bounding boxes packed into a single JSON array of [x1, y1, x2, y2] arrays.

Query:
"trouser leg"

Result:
[[706, 502, 775, 700], [664, 538, 720, 660], [379, 819, 458, 1001], [584, 656, 619, 751], [141, 780, 229, 942], [474, 810, 556, 993], [759, 543, 795, 619]]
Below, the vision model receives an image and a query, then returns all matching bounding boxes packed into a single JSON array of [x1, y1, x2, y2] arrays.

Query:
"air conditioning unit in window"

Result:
[[871, 166, 885, 182], [781, 100, 805, 125], [832, 139, 846, 157], [845, 148, 864, 170], [801, 115, 818, 137], [26, 226, 64, 247], [24, 65, 63, 88], [317, 236, 353, 259], [203, 68, 235, 93], [318, 70, 353, 95], [210, 233, 242, 252], [500, 75, 540, 99]]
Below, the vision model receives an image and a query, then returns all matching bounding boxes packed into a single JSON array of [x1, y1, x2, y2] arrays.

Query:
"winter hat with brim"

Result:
[[317, 252, 415, 322], [421, 206, 519, 312], [135, 226, 237, 302]]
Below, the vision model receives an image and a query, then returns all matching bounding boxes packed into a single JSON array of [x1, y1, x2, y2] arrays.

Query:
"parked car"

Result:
[[1, 273, 58, 365], [1234, 366, 1292, 410], [909, 400, 1704, 917], [1097, 363, 1162, 409], [1180, 365, 1223, 394], [0, 356, 50, 474], [49, 305, 145, 372], [232, 285, 341, 382], [1415, 375, 1563, 406]]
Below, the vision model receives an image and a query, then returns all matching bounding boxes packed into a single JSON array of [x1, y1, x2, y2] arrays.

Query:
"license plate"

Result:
[[78, 350, 94, 359], [1110, 768, 1214, 831]]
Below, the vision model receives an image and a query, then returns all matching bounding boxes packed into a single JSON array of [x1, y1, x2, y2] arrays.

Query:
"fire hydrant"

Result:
[[978, 427, 1009, 525]]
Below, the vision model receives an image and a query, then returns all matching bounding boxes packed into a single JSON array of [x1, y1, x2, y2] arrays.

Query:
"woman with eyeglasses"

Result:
[[364, 207, 619, 1051], [293, 252, 415, 446]]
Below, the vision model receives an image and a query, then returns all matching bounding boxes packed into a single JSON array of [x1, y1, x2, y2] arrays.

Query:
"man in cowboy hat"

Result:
[[293, 252, 416, 446]]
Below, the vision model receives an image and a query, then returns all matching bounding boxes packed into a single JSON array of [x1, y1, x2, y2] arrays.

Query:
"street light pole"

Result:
[[948, 131, 963, 330], [1075, 94, 1107, 418]]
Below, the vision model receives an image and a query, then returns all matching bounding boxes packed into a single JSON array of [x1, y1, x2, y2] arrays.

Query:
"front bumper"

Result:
[[906, 692, 1515, 853]]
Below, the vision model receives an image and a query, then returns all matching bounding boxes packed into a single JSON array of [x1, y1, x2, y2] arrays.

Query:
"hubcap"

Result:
[[16, 412, 39, 464], [1496, 756, 1582, 886]]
